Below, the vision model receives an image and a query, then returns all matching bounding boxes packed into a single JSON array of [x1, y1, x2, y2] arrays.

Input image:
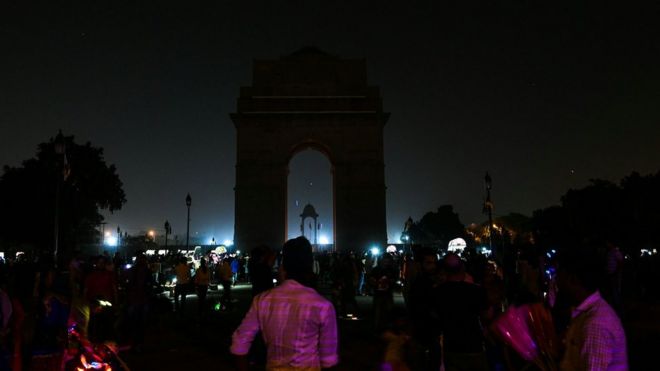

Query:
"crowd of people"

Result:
[[0, 236, 646, 370], [231, 238, 633, 371], [0, 247, 255, 369]]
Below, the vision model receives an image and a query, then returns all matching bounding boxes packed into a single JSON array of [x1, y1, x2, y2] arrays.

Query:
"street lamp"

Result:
[[403, 216, 413, 254], [117, 226, 121, 254], [53, 130, 65, 265], [484, 172, 495, 260], [164, 220, 171, 250], [185, 193, 192, 250]]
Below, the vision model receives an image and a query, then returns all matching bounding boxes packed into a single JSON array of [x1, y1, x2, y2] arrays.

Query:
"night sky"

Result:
[[2, 2, 659, 244]]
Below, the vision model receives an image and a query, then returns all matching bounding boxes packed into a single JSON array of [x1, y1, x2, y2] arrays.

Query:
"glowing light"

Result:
[[104, 231, 111, 237], [104, 236, 118, 247], [236, 250, 241, 255], [370, 247, 380, 256], [223, 239, 233, 246], [148, 230, 155, 237], [448, 238, 467, 252], [319, 235, 330, 245], [386, 245, 397, 253]]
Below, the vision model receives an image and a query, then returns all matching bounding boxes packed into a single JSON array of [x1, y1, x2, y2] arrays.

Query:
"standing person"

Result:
[[84, 256, 118, 342], [338, 253, 359, 318], [231, 257, 240, 286], [557, 247, 628, 370], [219, 257, 233, 309], [434, 253, 490, 371], [605, 242, 624, 314], [125, 253, 153, 352], [249, 245, 275, 298], [231, 236, 338, 370], [194, 258, 211, 316], [174, 257, 191, 317], [369, 254, 397, 332], [407, 248, 441, 371]]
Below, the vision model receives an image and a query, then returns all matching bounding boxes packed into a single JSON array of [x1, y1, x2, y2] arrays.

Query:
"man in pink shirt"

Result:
[[231, 237, 339, 370], [558, 247, 628, 371]]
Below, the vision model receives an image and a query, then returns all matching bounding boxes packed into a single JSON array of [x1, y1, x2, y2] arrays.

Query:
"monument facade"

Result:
[[231, 48, 389, 252]]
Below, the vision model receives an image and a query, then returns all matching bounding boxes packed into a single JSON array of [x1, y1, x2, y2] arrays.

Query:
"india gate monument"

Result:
[[231, 47, 389, 252]]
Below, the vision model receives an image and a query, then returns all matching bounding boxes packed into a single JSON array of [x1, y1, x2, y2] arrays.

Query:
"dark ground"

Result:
[[121, 283, 386, 371], [120, 284, 660, 371]]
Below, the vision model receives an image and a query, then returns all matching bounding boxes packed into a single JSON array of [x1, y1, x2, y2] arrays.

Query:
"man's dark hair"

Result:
[[282, 236, 314, 285], [416, 246, 436, 261], [443, 252, 463, 275], [557, 246, 605, 292]]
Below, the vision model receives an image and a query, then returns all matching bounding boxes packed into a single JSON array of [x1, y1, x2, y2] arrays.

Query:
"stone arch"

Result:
[[231, 48, 389, 252]]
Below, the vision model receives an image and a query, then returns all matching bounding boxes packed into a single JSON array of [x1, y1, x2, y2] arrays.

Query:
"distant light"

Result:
[[105, 236, 118, 247], [124, 264, 132, 269], [148, 230, 155, 237], [319, 235, 330, 245], [370, 247, 380, 256], [273, 278, 278, 284], [104, 231, 111, 237], [236, 250, 241, 255], [386, 245, 397, 253], [448, 238, 467, 252], [224, 239, 233, 246]]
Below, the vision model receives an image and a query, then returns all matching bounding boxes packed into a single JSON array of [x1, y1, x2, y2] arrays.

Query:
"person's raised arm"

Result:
[[230, 296, 261, 371]]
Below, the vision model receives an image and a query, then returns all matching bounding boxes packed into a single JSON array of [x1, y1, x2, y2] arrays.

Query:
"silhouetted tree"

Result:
[[404, 205, 466, 248], [0, 134, 126, 261], [532, 171, 660, 255]]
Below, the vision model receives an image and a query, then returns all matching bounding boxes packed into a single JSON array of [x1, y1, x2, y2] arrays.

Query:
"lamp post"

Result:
[[117, 226, 121, 255], [484, 172, 495, 259], [403, 216, 413, 254], [185, 193, 192, 250], [164, 220, 171, 250], [53, 130, 65, 265]]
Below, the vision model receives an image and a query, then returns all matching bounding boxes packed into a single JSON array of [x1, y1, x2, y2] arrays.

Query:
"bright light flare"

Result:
[[223, 239, 233, 246], [370, 247, 380, 256], [319, 235, 330, 245], [104, 236, 118, 247]]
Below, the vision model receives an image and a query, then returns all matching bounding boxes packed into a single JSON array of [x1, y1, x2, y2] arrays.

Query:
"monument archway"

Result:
[[231, 48, 389, 252]]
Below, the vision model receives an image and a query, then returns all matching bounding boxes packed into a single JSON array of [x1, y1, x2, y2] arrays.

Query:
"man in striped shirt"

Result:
[[231, 237, 339, 370]]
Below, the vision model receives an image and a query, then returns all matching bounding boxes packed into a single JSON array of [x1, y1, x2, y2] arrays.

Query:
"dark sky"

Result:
[[2, 2, 659, 244]]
